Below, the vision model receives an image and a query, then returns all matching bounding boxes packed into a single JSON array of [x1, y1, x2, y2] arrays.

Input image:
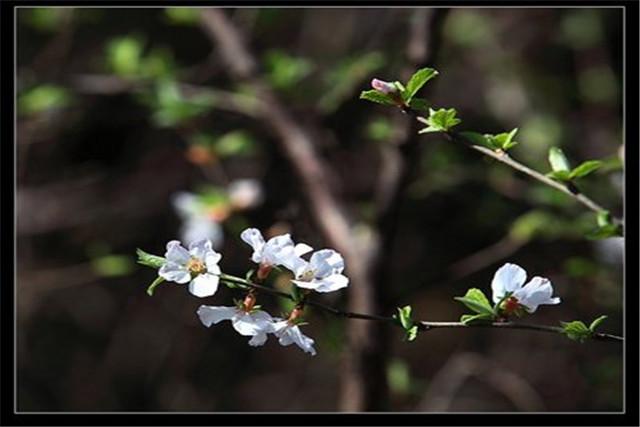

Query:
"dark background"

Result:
[[16, 7, 624, 412]]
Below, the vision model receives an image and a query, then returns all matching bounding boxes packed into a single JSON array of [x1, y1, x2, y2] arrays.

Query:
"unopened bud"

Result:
[[371, 78, 398, 94], [288, 306, 304, 323], [243, 292, 257, 312], [257, 263, 273, 280]]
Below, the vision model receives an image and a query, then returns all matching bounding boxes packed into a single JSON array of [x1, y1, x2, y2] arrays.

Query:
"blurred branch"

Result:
[[197, 8, 381, 410], [219, 273, 624, 343]]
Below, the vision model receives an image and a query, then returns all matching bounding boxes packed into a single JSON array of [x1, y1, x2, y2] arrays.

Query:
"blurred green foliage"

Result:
[[18, 84, 72, 116]]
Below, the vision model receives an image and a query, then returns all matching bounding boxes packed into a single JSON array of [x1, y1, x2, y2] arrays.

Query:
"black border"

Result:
[[1, 1, 638, 426]]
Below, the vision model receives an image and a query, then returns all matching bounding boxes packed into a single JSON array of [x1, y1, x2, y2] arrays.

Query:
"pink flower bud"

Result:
[[371, 78, 397, 94]]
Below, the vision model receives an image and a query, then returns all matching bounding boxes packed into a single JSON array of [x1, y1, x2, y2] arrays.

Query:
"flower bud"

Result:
[[371, 78, 398, 94], [243, 292, 257, 312], [257, 263, 273, 280]]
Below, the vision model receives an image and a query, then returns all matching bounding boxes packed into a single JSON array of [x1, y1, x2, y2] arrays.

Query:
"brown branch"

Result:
[[197, 8, 379, 411], [218, 273, 623, 343]]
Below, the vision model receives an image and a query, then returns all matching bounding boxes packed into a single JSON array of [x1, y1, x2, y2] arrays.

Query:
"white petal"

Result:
[[277, 248, 309, 276], [205, 250, 222, 273], [291, 279, 319, 290], [228, 179, 263, 210], [248, 332, 269, 347], [262, 234, 295, 265], [240, 228, 265, 263], [165, 240, 191, 264], [231, 312, 268, 336], [159, 262, 191, 284], [311, 274, 349, 293], [188, 239, 213, 260], [289, 326, 316, 356], [188, 273, 220, 298], [294, 243, 313, 256], [491, 263, 527, 303], [197, 305, 236, 327], [309, 249, 344, 278], [514, 276, 560, 313]]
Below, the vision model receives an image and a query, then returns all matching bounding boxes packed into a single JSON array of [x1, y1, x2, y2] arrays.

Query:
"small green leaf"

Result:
[[561, 320, 591, 343], [265, 50, 313, 90], [489, 128, 519, 151], [454, 288, 493, 315], [136, 249, 166, 269], [106, 36, 144, 77], [459, 131, 492, 148], [406, 325, 419, 342], [418, 108, 461, 133], [393, 81, 406, 93], [92, 255, 135, 278], [408, 97, 430, 113], [589, 315, 607, 332], [569, 160, 602, 179], [395, 305, 414, 330], [403, 68, 438, 101], [460, 313, 494, 325], [585, 224, 622, 240], [146, 276, 166, 296], [360, 90, 398, 106], [18, 85, 72, 116], [548, 147, 571, 172], [546, 170, 572, 181], [596, 210, 612, 227]]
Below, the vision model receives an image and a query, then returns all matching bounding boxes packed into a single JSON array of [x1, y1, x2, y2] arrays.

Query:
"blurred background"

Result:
[[16, 7, 624, 412]]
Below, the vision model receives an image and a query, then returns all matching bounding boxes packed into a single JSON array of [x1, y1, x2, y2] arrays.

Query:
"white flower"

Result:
[[272, 319, 316, 356], [491, 263, 561, 313], [159, 240, 222, 298], [197, 305, 274, 346], [172, 192, 225, 248], [228, 179, 263, 210], [290, 249, 349, 293], [240, 228, 312, 269]]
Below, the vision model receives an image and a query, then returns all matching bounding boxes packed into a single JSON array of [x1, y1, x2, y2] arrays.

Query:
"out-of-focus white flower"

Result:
[[172, 192, 226, 248], [271, 319, 316, 356], [371, 78, 398, 94], [491, 263, 560, 314], [240, 228, 312, 278], [228, 179, 263, 210], [197, 304, 274, 347], [159, 240, 222, 298], [290, 249, 349, 293]]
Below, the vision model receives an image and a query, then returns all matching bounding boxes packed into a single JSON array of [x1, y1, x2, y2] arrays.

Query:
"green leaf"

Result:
[[393, 81, 406, 93], [546, 170, 572, 181], [569, 160, 602, 179], [91, 255, 135, 278], [146, 276, 166, 296], [18, 85, 72, 116], [106, 36, 144, 77], [136, 248, 165, 269], [395, 305, 414, 330], [360, 90, 397, 106], [454, 288, 493, 315], [164, 7, 200, 25], [418, 108, 461, 133], [459, 131, 493, 148], [460, 313, 494, 325], [408, 97, 430, 113], [589, 315, 607, 332], [403, 68, 438, 102], [213, 131, 257, 157], [265, 50, 313, 90], [488, 128, 519, 151], [596, 210, 612, 227], [561, 320, 591, 343], [406, 325, 419, 342], [585, 224, 622, 240], [548, 147, 571, 172]]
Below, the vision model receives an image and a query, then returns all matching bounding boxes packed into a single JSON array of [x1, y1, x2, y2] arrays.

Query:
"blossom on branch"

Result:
[[240, 227, 312, 279], [197, 304, 275, 347], [159, 239, 222, 298], [290, 249, 349, 293], [491, 263, 561, 314], [271, 319, 317, 356]]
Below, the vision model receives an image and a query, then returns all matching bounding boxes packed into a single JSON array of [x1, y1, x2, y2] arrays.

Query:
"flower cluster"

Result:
[[155, 227, 349, 356]]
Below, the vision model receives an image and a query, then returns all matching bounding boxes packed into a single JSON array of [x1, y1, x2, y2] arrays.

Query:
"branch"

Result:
[[441, 130, 623, 227], [218, 273, 623, 343]]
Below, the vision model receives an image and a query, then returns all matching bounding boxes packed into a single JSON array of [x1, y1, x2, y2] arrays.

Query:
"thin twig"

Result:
[[442, 131, 623, 227], [219, 273, 623, 343]]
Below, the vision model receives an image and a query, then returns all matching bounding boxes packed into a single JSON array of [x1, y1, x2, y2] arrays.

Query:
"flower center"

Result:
[[186, 257, 206, 275], [300, 269, 316, 282], [503, 296, 520, 314]]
